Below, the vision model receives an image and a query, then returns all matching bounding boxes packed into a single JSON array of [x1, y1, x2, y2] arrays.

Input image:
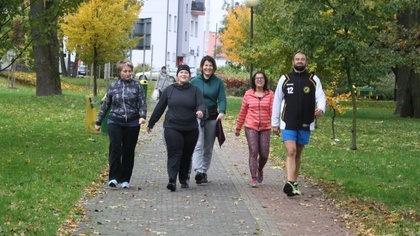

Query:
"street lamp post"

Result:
[[244, 0, 259, 82]]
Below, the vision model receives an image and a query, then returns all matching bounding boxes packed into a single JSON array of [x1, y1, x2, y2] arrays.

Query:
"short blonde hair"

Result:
[[116, 59, 133, 73]]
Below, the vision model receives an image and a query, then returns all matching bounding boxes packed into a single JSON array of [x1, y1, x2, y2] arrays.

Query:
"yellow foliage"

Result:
[[0, 71, 97, 93], [325, 89, 351, 115], [219, 6, 250, 64], [60, 0, 141, 64]]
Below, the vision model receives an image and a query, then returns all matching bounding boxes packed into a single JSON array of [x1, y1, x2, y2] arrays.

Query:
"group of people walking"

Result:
[[94, 51, 326, 197]]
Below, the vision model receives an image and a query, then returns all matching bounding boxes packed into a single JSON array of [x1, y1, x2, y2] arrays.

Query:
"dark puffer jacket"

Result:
[[96, 78, 147, 125]]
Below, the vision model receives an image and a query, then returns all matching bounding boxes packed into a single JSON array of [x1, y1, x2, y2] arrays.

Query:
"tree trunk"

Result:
[[67, 53, 72, 77], [60, 41, 68, 77], [30, 0, 62, 96], [9, 60, 17, 89], [92, 62, 98, 97], [331, 109, 336, 139], [394, 66, 412, 117], [72, 53, 79, 78], [411, 71, 420, 118], [346, 62, 357, 150], [394, 5, 420, 118]]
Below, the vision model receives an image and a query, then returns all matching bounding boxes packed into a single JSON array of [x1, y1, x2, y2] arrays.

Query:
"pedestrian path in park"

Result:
[[72, 99, 356, 236]]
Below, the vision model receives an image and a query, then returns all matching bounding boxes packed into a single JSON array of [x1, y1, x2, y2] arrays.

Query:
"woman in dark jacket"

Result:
[[95, 59, 147, 189], [147, 65, 207, 192]]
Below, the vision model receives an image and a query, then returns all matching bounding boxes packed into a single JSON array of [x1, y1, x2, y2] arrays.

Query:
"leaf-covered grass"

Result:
[[0, 74, 156, 235], [0, 73, 418, 235], [60, 76, 114, 88], [0, 79, 110, 235], [225, 98, 419, 235]]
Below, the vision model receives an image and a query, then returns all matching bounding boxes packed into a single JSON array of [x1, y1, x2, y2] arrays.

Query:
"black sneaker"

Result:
[[166, 182, 176, 192], [283, 181, 294, 196], [195, 172, 203, 184], [181, 182, 189, 188], [283, 181, 301, 197], [202, 173, 208, 183]]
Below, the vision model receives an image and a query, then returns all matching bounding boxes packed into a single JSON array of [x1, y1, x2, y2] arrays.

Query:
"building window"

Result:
[[167, 52, 170, 61], [168, 14, 172, 32], [185, 31, 187, 41], [190, 21, 193, 36], [174, 16, 177, 32], [195, 22, 198, 37]]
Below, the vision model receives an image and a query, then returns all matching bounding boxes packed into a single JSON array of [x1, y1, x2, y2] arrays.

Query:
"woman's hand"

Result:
[[217, 113, 225, 121], [196, 110, 203, 118], [139, 118, 146, 124], [95, 124, 101, 131]]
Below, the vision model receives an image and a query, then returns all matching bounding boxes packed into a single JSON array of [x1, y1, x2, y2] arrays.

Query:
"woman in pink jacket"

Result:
[[235, 71, 274, 187]]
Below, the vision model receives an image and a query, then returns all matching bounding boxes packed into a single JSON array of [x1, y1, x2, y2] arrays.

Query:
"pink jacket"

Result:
[[236, 89, 274, 131]]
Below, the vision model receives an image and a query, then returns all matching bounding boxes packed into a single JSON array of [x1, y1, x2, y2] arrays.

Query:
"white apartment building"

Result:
[[131, 0, 206, 70]]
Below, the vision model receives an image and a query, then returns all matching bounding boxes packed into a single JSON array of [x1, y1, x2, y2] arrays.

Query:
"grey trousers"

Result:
[[192, 118, 217, 173]]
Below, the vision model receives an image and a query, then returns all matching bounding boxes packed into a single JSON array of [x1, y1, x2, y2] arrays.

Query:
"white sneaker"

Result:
[[121, 182, 129, 189], [108, 179, 118, 187]]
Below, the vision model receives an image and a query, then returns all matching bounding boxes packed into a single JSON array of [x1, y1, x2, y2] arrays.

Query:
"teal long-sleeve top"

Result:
[[190, 73, 227, 114]]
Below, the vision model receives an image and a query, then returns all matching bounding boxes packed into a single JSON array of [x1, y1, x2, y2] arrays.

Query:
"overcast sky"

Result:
[[206, 0, 228, 31], [207, 0, 249, 31]]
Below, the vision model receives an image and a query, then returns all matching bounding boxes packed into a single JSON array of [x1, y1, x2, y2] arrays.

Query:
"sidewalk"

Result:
[[72, 99, 356, 236]]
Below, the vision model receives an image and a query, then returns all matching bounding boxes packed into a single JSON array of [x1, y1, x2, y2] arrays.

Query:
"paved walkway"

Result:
[[72, 99, 356, 236]]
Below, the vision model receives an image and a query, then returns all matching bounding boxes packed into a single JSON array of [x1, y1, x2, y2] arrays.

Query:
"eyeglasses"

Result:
[[255, 77, 264, 80]]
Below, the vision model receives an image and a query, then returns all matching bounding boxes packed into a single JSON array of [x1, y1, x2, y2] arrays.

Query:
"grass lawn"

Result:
[[0, 78, 111, 235], [0, 73, 418, 235], [300, 102, 419, 235], [223, 97, 419, 235]]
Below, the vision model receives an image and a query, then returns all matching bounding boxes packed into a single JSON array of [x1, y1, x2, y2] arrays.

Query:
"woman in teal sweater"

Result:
[[190, 56, 227, 184]]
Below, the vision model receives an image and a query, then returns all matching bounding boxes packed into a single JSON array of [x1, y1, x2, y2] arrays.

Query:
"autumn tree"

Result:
[[61, 0, 141, 97], [221, 1, 415, 150], [28, 0, 85, 96], [1, 2, 32, 73], [1, 1, 21, 59], [219, 5, 250, 66]]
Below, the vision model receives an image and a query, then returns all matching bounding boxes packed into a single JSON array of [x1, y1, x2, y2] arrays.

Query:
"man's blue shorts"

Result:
[[281, 129, 311, 145]]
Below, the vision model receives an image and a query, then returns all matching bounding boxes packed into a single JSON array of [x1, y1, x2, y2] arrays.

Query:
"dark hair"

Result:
[[251, 71, 268, 91], [199, 55, 217, 73], [161, 66, 166, 70]]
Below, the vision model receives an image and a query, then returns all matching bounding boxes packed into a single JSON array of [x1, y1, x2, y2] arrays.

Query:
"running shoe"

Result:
[[195, 172, 203, 184], [108, 179, 117, 188], [166, 182, 176, 192], [121, 182, 129, 189], [257, 171, 264, 183], [283, 181, 301, 196], [202, 173, 208, 183], [250, 178, 257, 187]]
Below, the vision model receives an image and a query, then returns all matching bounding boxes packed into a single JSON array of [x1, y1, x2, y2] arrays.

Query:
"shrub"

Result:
[[372, 73, 395, 100], [219, 74, 249, 97]]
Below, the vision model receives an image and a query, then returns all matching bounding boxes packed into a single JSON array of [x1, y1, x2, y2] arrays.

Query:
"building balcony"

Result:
[[191, 1, 205, 15]]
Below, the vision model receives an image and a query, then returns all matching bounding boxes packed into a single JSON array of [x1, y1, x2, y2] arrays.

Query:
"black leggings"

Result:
[[164, 127, 199, 184]]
